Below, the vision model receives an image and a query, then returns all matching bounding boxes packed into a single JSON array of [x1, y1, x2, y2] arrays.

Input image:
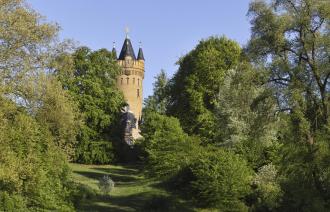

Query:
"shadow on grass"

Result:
[[74, 170, 140, 185], [73, 164, 194, 211], [77, 192, 194, 212], [93, 167, 139, 176]]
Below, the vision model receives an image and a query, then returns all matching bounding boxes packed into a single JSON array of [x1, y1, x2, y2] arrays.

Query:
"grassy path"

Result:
[[69, 163, 192, 212]]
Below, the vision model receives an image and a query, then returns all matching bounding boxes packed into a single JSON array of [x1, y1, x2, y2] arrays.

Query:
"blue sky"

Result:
[[28, 0, 252, 98]]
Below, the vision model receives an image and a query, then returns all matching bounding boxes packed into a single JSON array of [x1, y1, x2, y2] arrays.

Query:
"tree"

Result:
[[139, 111, 198, 178], [247, 0, 330, 210], [167, 36, 241, 142], [56, 47, 125, 164], [247, 0, 330, 137], [144, 69, 169, 114], [215, 62, 280, 169], [0, 93, 74, 211], [0, 0, 79, 209], [190, 149, 253, 211]]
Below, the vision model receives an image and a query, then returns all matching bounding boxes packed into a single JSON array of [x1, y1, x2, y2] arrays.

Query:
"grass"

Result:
[[69, 163, 194, 212]]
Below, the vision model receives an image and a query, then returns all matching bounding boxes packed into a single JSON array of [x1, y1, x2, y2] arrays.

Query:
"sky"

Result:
[[27, 0, 252, 98]]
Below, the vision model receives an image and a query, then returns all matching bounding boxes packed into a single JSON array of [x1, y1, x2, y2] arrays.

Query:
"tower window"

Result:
[[133, 78, 135, 84], [138, 78, 140, 86], [137, 89, 140, 97], [127, 77, 129, 84], [121, 78, 123, 85]]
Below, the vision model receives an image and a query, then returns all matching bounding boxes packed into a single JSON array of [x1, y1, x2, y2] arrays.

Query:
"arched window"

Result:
[[137, 89, 140, 97], [121, 78, 123, 85], [138, 78, 140, 86], [127, 77, 129, 84]]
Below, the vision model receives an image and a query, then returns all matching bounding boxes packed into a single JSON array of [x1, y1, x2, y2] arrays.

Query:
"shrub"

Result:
[[140, 112, 201, 179], [190, 149, 253, 211], [0, 99, 74, 211], [250, 164, 282, 211], [98, 175, 115, 195]]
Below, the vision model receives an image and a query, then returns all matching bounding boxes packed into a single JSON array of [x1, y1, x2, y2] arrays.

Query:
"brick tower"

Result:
[[113, 34, 144, 139]]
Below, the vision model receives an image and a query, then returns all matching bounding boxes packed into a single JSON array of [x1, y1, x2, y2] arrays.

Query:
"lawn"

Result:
[[69, 163, 193, 212]]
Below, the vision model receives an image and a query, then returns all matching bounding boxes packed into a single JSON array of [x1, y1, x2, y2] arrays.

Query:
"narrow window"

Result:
[[127, 77, 129, 84], [138, 78, 140, 86], [121, 78, 123, 85], [137, 89, 140, 97], [133, 78, 135, 84]]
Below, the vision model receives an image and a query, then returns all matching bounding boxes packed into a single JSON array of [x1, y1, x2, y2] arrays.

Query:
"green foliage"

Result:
[[140, 111, 200, 178], [251, 164, 282, 211], [190, 149, 252, 211], [0, 0, 79, 210], [0, 192, 27, 212], [276, 124, 330, 211], [213, 62, 280, 169], [144, 69, 169, 114], [35, 74, 80, 159], [248, 0, 330, 210], [0, 99, 74, 211], [56, 47, 125, 164], [167, 36, 241, 142], [140, 111, 254, 210], [70, 183, 97, 208]]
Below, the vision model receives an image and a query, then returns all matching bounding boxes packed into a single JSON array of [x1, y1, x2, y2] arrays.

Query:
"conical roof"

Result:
[[118, 38, 136, 60], [112, 47, 117, 59], [137, 47, 144, 60]]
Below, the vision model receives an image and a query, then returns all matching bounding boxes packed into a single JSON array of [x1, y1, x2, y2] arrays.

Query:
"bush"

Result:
[[250, 164, 282, 211], [0, 192, 27, 212], [70, 183, 97, 207], [0, 99, 74, 211], [140, 112, 201, 179], [142, 195, 183, 211], [98, 175, 115, 195], [189, 149, 253, 211]]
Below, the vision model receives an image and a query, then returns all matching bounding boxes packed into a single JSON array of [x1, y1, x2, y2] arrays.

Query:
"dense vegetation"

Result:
[[0, 0, 77, 210], [0, 0, 329, 211], [140, 0, 330, 211], [55, 47, 125, 164]]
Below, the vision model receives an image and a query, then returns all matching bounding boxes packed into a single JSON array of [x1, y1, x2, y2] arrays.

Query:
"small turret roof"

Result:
[[137, 47, 144, 60], [112, 47, 117, 59]]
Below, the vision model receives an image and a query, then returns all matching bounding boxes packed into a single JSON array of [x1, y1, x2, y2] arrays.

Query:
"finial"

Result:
[[113, 41, 116, 48], [139, 41, 142, 48], [125, 26, 130, 39]]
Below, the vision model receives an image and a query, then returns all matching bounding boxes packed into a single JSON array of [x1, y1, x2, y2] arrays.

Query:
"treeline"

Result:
[[0, 0, 124, 210], [139, 0, 330, 211]]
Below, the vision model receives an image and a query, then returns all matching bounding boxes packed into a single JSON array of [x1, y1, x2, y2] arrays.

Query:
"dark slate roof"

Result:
[[137, 47, 144, 60], [112, 47, 117, 59], [118, 38, 136, 60]]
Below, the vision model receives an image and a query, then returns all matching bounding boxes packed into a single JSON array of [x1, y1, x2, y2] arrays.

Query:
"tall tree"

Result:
[[167, 36, 241, 142], [0, 0, 77, 210], [247, 0, 330, 210], [144, 69, 169, 114], [56, 47, 125, 164], [248, 0, 330, 136]]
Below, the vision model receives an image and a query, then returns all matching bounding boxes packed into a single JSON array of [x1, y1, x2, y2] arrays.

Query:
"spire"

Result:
[[112, 42, 117, 59], [118, 38, 136, 60], [137, 42, 144, 61]]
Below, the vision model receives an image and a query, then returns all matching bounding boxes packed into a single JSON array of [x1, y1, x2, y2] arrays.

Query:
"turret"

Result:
[[112, 42, 117, 59], [137, 42, 144, 61]]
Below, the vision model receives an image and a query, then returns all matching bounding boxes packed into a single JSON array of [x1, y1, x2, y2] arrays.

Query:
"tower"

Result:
[[113, 33, 144, 138]]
